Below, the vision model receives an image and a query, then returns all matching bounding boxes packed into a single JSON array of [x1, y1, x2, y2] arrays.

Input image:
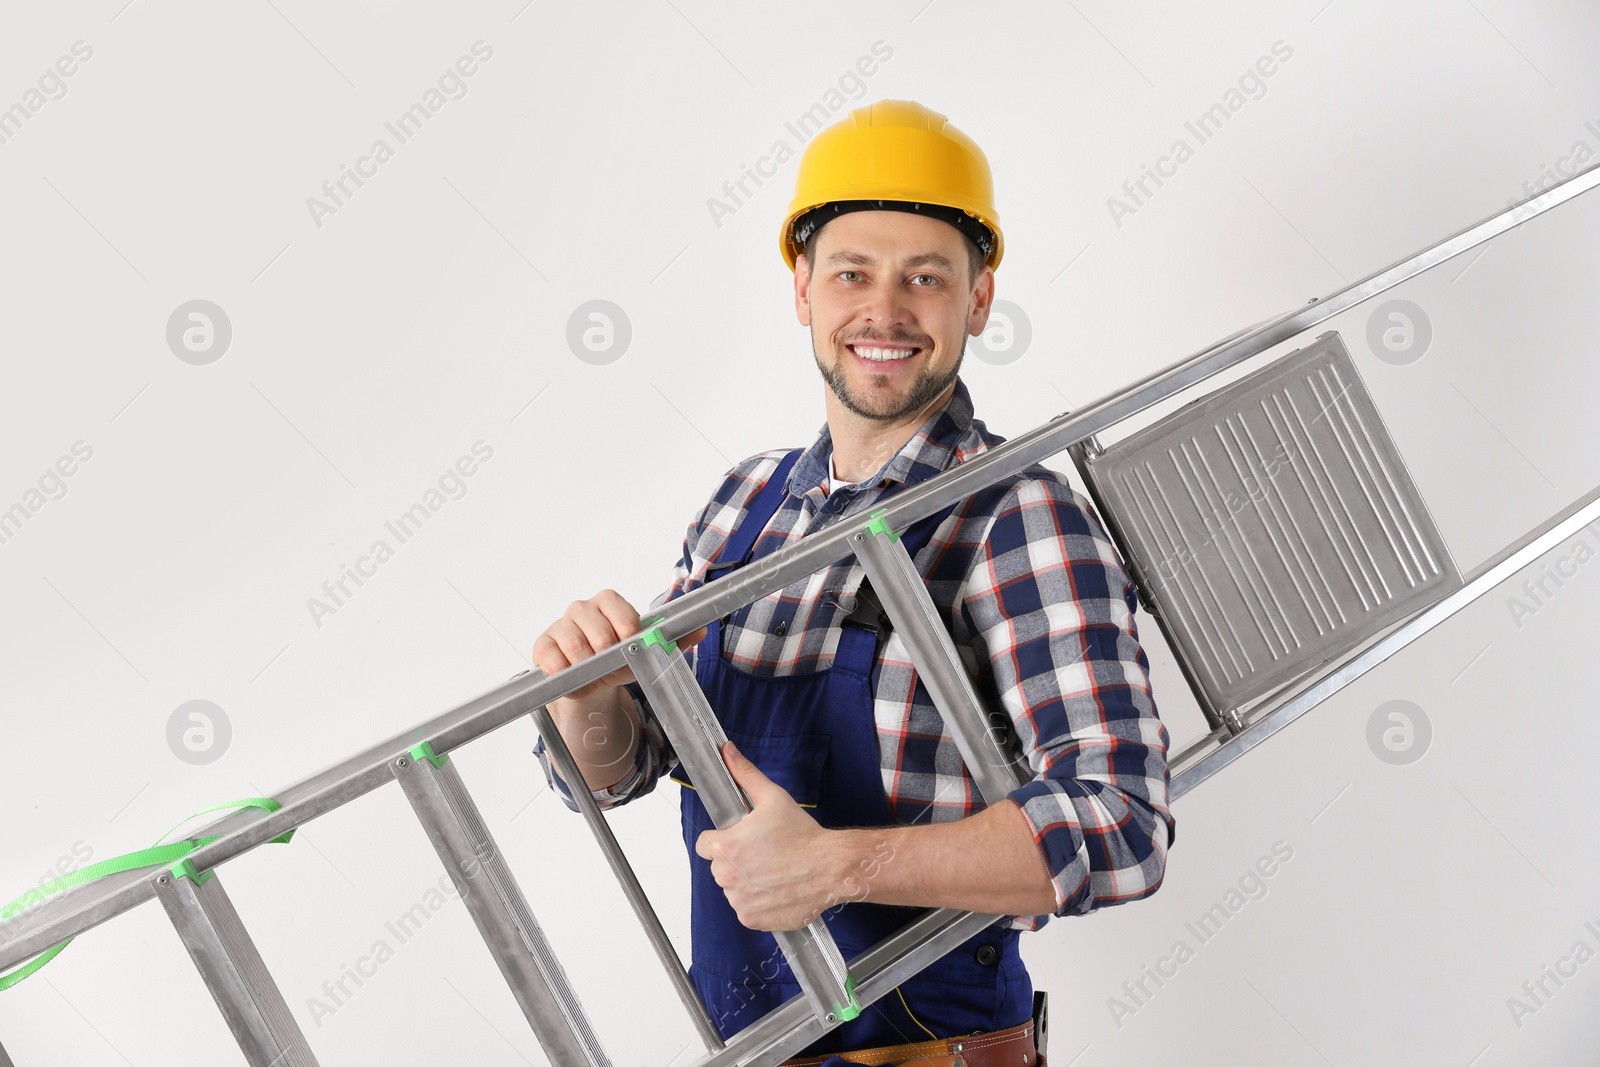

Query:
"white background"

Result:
[[1, 1, 1598, 1064]]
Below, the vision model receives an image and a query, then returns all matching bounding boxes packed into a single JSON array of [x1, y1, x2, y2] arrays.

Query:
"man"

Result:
[[533, 100, 1174, 1067]]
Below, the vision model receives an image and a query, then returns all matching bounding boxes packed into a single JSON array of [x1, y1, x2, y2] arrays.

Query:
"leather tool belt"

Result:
[[777, 1017, 1043, 1067]]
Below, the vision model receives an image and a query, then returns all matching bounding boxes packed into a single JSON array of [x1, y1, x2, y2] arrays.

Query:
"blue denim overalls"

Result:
[[668, 448, 1035, 1059]]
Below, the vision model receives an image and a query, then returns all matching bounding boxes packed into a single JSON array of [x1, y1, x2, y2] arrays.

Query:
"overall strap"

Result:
[[705, 449, 803, 581], [698, 449, 803, 662]]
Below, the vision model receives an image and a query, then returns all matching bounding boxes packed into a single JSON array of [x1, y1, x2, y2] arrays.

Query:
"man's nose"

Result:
[[858, 279, 913, 333]]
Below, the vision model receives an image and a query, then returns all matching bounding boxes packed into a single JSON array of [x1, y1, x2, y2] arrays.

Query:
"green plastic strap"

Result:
[[638, 623, 677, 655], [0, 796, 291, 991], [862, 508, 899, 542], [409, 741, 449, 768], [0, 940, 69, 989]]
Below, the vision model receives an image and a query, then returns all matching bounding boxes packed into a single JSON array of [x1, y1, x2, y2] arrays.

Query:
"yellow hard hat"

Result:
[[779, 99, 1003, 274]]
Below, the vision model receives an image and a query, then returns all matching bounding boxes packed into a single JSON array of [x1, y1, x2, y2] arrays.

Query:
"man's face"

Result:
[[794, 210, 994, 424]]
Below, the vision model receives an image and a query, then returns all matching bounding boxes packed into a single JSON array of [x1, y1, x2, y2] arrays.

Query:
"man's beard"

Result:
[[812, 323, 965, 424]]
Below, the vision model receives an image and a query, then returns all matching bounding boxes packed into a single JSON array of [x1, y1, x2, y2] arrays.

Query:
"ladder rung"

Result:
[[851, 518, 1033, 804], [529, 700, 725, 1053], [392, 745, 610, 1067], [153, 863, 320, 1067], [622, 635, 862, 1029]]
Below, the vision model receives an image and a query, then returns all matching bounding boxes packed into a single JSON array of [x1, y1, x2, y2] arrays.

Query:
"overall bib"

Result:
[[669, 449, 1034, 1058]]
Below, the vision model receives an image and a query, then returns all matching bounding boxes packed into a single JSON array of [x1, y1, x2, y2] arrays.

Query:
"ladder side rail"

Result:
[[8, 161, 1596, 972], [0, 866, 151, 975], [186, 154, 1600, 863], [109, 159, 1600, 871]]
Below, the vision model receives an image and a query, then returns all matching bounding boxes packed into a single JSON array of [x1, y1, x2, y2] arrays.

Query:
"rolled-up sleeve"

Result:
[[960, 474, 1176, 922], [533, 682, 678, 812]]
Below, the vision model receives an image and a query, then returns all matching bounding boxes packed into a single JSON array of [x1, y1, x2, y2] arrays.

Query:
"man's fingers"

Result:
[[548, 616, 599, 665], [592, 588, 644, 640], [572, 597, 645, 686], [530, 631, 571, 676], [567, 598, 621, 651], [534, 591, 678, 692]]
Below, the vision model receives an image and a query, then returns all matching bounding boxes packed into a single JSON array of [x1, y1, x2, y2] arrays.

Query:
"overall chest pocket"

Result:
[[668, 730, 831, 812]]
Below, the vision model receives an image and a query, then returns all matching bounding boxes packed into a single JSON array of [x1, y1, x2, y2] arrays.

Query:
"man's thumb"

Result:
[[722, 741, 774, 799]]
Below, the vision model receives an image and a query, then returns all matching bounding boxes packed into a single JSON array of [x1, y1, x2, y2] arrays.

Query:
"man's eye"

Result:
[[838, 270, 862, 282], [911, 274, 939, 286]]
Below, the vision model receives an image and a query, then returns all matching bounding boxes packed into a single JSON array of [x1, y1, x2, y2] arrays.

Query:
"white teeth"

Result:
[[854, 345, 916, 362]]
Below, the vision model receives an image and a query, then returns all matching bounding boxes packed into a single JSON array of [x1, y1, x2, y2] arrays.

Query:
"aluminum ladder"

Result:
[[2, 160, 1597, 1067]]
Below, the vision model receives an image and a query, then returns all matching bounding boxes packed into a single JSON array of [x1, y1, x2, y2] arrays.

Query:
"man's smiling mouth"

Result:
[[847, 343, 922, 364]]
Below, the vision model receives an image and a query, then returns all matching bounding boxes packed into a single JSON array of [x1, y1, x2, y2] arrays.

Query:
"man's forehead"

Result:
[[821, 246, 960, 272]]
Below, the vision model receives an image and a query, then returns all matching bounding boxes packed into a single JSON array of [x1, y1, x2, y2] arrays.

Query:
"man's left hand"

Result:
[[694, 740, 846, 932]]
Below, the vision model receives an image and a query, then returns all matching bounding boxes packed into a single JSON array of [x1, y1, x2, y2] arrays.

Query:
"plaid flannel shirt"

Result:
[[534, 376, 1175, 931]]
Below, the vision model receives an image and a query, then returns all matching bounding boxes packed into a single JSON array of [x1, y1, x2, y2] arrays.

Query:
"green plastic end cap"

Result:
[[168, 857, 214, 887], [409, 741, 449, 768], [834, 974, 862, 1022], [863, 508, 899, 542], [638, 624, 678, 655]]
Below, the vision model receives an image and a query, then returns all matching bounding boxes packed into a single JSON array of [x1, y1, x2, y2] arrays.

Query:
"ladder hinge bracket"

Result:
[[638, 623, 678, 655], [167, 857, 214, 887], [834, 973, 862, 1022], [862, 508, 899, 542], [409, 740, 450, 768]]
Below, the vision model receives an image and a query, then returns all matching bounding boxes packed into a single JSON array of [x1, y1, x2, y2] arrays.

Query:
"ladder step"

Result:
[[1072, 330, 1460, 721], [153, 863, 320, 1067], [622, 633, 862, 1029], [851, 516, 1033, 804], [392, 744, 610, 1067]]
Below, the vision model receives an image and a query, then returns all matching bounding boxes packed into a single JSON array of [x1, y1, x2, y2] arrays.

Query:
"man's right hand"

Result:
[[531, 589, 706, 794], [532, 588, 645, 701]]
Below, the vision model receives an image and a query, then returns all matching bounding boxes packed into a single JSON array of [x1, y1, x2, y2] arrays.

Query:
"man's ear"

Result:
[[794, 253, 812, 327], [966, 264, 996, 338]]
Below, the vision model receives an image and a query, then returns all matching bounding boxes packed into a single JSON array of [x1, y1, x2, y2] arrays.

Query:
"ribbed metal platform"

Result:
[[1075, 331, 1459, 721]]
